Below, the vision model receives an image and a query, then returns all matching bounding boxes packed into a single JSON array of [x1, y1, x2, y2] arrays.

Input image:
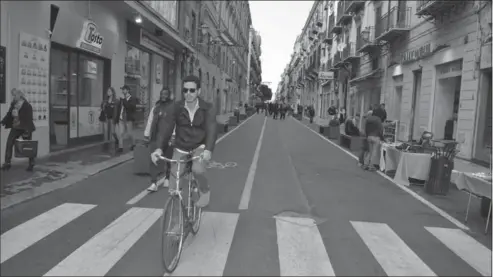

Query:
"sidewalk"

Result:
[[1, 113, 249, 210], [297, 117, 491, 238]]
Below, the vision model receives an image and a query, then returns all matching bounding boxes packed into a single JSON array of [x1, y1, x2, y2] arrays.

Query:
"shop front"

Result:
[[48, 4, 119, 151], [126, 22, 179, 127]]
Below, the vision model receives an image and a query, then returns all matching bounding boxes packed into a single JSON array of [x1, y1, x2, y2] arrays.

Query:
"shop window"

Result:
[[125, 44, 151, 125]]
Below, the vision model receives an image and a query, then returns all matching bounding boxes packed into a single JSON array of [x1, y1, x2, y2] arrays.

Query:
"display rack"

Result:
[[383, 120, 398, 142]]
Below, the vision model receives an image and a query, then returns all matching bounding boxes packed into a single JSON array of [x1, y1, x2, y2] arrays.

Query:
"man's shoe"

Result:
[[1, 163, 11, 171], [195, 191, 210, 208], [147, 183, 158, 192], [26, 164, 34, 172]]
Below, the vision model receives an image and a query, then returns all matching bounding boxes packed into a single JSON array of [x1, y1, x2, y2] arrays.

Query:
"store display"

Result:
[[18, 32, 50, 127]]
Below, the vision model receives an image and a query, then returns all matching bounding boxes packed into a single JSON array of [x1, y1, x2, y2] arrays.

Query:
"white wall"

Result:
[[0, 1, 127, 164]]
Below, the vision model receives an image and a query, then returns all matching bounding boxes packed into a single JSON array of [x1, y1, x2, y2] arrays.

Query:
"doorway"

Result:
[[394, 86, 403, 122], [409, 70, 422, 141], [49, 44, 107, 151], [474, 69, 492, 163], [433, 76, 462, 140]]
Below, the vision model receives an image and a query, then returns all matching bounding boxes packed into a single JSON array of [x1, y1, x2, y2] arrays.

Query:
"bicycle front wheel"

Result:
[[189, 178, 203, 235], [161, 195, 184, 273]]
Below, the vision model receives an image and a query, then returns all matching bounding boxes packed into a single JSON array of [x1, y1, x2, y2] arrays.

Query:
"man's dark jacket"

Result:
[[156, 98, 217, 152], [365, 114, 384, 139], [149, 100, 174, 142], [114, 96, 138, 123]]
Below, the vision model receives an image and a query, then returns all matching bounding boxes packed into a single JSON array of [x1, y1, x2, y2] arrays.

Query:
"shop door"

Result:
[[474, 69, 492, 163], [409, 70, 422, 141], [49, 47, 77, 151]]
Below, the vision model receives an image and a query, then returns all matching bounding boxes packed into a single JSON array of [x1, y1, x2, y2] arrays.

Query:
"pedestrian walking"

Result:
[[114, 85, 138, 153], [1, 88, 36, 171], [362, 110, 384, 171], [145, 87, 175, 192], [99, 87, 117, 150]]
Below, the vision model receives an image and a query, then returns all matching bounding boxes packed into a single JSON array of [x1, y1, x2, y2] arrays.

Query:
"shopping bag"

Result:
[[14, 139, 38, 158]]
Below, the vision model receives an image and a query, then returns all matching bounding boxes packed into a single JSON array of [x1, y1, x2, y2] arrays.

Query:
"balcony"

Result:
[[323, 30, 333, 45], [345, 0, 366, 14], [336, 1, 353, 26], [330, 14, 343, 35], [342, 42, 360, 64], [332, 52, 343, 69], [375, 7, 411, 43], [416, 0, 460, 18], [356, 26, 379, 54]]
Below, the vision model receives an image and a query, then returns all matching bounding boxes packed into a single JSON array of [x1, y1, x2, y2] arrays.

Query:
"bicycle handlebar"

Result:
[[158, 155, 201, 163]]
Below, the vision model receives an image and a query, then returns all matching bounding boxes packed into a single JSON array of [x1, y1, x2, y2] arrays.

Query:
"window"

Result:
[[191, 12, 197, 45], [125, 44, 151, 125]]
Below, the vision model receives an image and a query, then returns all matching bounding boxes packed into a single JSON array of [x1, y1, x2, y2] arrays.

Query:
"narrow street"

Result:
[[1, 114, 491, 276]]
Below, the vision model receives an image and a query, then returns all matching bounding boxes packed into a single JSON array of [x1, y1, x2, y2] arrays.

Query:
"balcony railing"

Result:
[[336, 1, 353, 26], [342, 42, 359, 63], [375, 6, 411, 42], [345, 1, 366, 14], [415, 0, 459, 18], [330, 14, 343, 35], [356, 26, 379, 53]]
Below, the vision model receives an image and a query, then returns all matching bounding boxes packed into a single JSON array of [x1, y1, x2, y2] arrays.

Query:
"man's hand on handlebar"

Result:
[[151, 149, 163, 165]]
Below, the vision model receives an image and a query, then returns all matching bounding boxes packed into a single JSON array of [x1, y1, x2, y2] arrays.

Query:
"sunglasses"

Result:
[[182, 88, 197, 94]]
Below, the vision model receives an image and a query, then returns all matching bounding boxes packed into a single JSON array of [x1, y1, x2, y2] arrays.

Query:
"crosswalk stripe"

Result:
[[275, 216, 335, 276], [44, 207, 162, 276], [351, 221, 436, 276], [1, 203, 95, 264], [425, 227, 492, 276], [168, 212, 239, 276]]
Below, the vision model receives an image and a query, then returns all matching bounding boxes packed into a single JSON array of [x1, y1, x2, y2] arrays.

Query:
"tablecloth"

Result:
[[379, 144, 402, 173], [394, 152, 432, 186], [451, 170, 492, 199]]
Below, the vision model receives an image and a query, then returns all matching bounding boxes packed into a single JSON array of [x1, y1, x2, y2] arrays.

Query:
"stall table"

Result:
[[394, 152, 432, 187]]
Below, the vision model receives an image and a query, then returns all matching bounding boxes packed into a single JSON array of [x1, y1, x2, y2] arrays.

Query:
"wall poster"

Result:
[[18, 32, 50, 127], [0, 46, 5, 104]]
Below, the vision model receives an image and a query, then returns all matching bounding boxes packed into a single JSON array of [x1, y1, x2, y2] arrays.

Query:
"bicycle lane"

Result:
[[104, 114, 266, 276]]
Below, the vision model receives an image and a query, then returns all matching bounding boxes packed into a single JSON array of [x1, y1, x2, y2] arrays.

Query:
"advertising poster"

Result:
[[78, 106, 102, 137], [18, 32, 50, 127]]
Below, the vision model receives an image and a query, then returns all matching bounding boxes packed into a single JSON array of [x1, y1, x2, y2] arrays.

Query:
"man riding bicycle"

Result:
[[151, 75, 217, 208]]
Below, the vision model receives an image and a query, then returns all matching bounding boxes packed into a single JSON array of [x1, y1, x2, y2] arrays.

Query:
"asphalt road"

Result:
[[1, 114, 491, 276]]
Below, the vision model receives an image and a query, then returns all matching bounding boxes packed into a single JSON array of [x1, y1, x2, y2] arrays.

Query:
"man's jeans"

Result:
[[364, 136, 380, 168], [168, 145, 209, 195], [115, 121, 134, 149]]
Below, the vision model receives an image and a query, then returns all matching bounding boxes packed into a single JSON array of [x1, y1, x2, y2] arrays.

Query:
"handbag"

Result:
[[14, 138, 38, 158], [99, 110, 106, 122]]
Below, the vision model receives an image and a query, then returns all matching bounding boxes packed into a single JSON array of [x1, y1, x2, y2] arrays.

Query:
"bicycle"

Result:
[[158, 152, 203, 273]]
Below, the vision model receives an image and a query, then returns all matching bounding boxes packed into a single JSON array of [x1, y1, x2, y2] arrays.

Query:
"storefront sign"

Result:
[[143, 1, 177, 28], [400, 43, 433, 64], [141, 32, 175, 61], [318, 71, 334, 80], [437, 60, 462, 79], [0, 46, 5, 104], [77, 21, 104, 55]]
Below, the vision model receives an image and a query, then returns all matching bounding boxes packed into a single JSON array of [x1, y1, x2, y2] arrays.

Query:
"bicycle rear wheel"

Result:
[[161, 195, 184, 273], [189, 178, 202, 235]]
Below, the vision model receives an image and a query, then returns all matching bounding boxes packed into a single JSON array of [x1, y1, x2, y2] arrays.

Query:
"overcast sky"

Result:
[[249, 1, 314, 94]]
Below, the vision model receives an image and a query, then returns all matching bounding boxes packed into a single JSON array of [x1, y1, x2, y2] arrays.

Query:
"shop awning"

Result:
[[349, 68, 383, 84], [125, 0, 196, 54]]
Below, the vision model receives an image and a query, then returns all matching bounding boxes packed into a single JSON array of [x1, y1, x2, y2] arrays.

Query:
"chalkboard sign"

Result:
[[0, 46, 5, 103]]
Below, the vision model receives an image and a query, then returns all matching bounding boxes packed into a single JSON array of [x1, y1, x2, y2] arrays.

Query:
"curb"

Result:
[[1, 153, 133, 211]]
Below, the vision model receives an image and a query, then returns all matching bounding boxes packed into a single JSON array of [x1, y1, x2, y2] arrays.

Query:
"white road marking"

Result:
[[166, 212, 239, 276], [292, 118, 470, 231], [126, 114, 257, 205], [275, 216, 335, 276], [238, 116, 267, 210], [426, 227, 492, 276], [44, 207, 162, 276], [1, 203, 95, 264], [351, 221, 436, 276]]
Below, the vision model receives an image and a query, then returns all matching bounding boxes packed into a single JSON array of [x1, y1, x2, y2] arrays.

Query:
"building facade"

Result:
[[0, 0, 254, 164], [285, 0, 492, 163]]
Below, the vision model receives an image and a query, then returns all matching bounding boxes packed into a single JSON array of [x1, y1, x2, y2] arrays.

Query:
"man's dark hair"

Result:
[[182, 75, 201, 89]]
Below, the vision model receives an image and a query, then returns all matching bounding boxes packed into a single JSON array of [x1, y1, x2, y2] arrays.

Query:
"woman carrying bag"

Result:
[[144, 87, 175, 192], [100, 87, 117, 149], [1, 88, 36, 171]]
